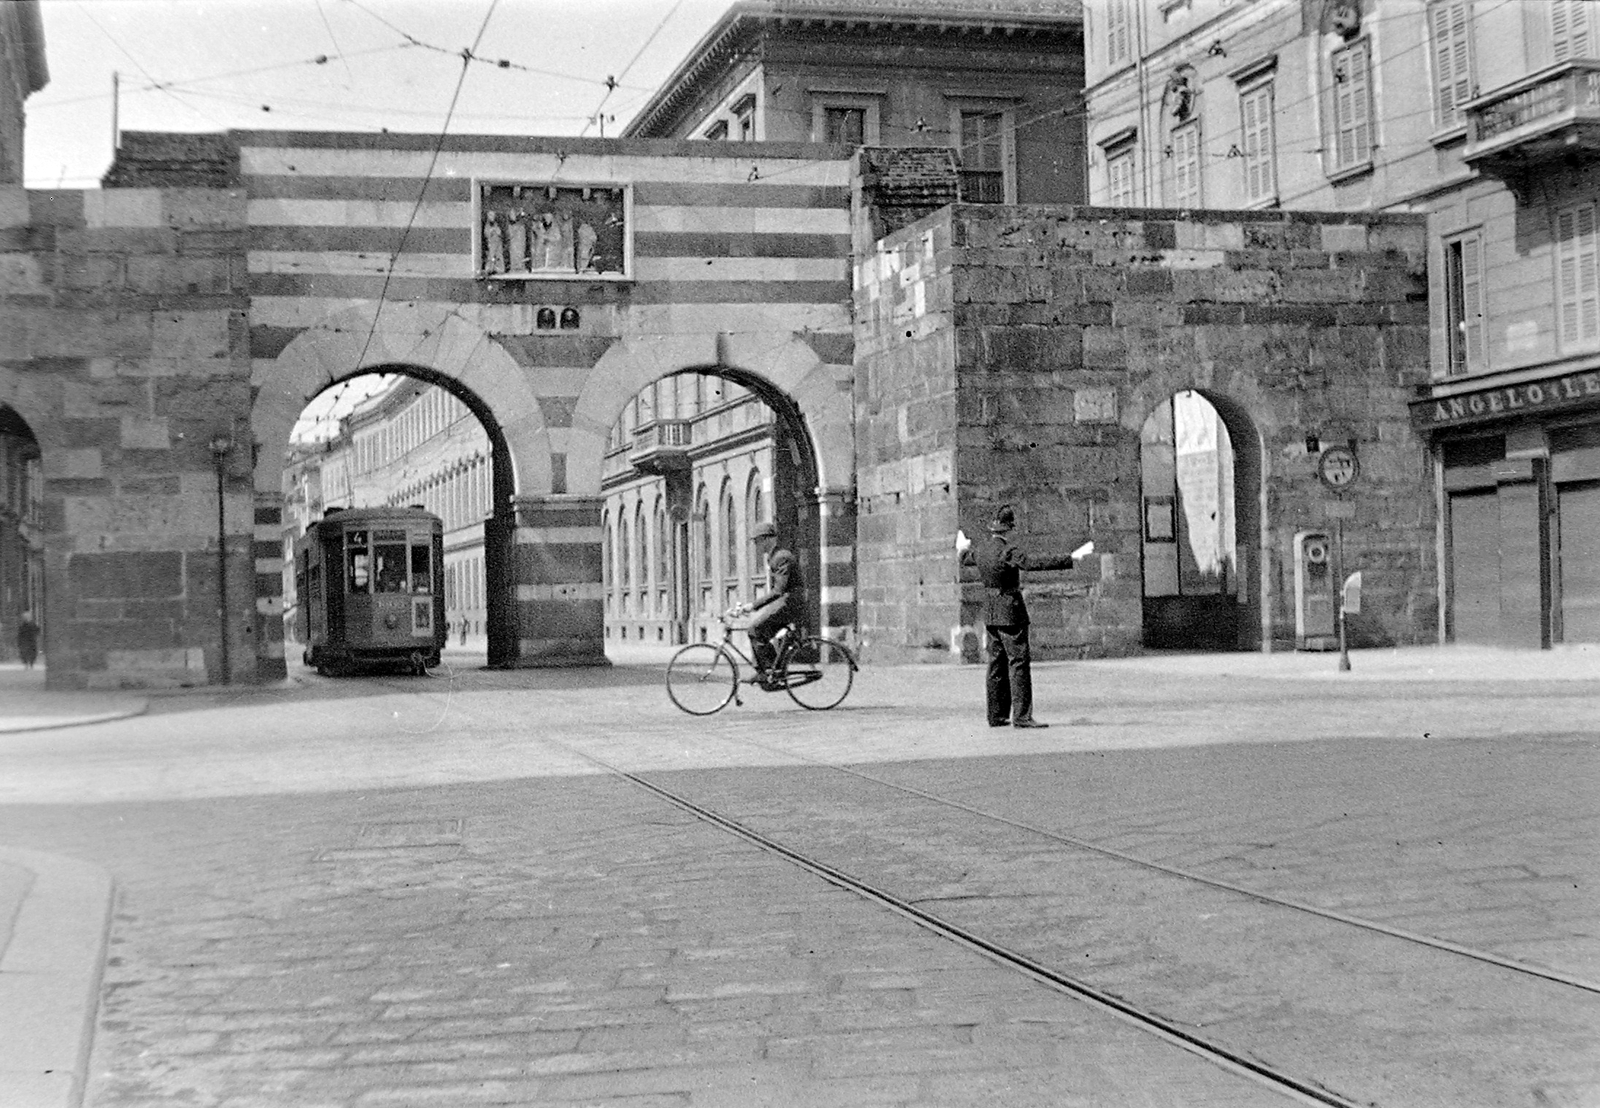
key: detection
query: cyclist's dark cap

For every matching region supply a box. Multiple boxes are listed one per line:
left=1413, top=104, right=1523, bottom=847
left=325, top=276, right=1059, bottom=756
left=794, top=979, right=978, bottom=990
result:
left=751, top=521, right=777, bottom=539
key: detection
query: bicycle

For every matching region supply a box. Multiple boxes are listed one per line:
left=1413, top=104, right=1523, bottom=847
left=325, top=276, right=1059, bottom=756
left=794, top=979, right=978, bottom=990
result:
left=666, top=609, right=858, bottom=715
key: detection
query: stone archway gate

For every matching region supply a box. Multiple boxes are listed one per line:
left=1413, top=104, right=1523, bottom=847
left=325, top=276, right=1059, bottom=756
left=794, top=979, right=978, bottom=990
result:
left=243, top=133, right=858, bottom=680
left=3, top=134, right=858, bottom=687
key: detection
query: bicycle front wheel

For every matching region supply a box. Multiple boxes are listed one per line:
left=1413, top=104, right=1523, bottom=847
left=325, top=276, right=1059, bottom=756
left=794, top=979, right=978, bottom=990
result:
left=666, top=643, right=738, bottom=715
left=783, top=636, right=856, bottom=710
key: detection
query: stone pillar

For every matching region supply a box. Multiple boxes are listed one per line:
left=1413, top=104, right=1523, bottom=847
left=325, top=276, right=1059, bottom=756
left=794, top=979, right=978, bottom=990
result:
left=510, top=494, right=608, bottom=666
left=815, top=486, right=856, bottom=643
left=253, top=492, right=288, bottom=681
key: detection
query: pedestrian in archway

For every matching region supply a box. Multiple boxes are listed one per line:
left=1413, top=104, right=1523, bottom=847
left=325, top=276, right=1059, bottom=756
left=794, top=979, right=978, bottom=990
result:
left=958, top=505, right=1087, bottom=728
left=16, top=612, right=39, bottom=669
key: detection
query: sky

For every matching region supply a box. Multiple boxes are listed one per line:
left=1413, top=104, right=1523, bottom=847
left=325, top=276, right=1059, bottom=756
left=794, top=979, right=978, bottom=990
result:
left=23, top=0, right=736, bottom=189
left=21, top=0, right=737, bottom=436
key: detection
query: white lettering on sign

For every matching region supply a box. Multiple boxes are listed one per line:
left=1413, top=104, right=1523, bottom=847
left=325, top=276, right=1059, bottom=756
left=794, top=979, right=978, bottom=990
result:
left=1423, top=370, right=1600, bottom=428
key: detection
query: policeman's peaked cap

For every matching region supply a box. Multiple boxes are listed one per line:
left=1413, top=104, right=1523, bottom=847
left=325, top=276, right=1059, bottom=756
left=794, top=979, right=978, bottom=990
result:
left=988, top=505, right=1016, bottom=533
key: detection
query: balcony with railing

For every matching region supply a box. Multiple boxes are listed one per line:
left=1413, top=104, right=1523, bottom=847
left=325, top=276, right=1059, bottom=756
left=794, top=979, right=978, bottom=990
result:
left=629, top=419, right=693, bottom=475
left=1463, top=60, right=1600, bottom=179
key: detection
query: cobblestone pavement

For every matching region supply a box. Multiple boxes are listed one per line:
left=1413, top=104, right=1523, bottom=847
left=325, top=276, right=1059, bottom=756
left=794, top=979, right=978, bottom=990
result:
left=0, top=649, right=1595, bottom=1106
left=4, top=779, right=1296, bottom=1107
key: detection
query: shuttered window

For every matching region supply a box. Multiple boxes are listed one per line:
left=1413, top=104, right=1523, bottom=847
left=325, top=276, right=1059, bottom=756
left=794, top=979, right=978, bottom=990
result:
left=1107, top=147, right=1136, bottom=206
left=1445, top=231, right=1485, bottom=375
left=1332, top=39, right=1374, bottom=170
left=958, top=110, right=1008, bottom=204
left=1430, top=1, right=1474, bottom=127
left=1240, top=82, right=1276, bottom=203
left=1108, top=0, right=1132, bottom=66
left=1557, top=202, right=1600, bottom=350
left=1170, top=121, right=1202, bottom=208
left=1552, top=1, right=1596, bottom=62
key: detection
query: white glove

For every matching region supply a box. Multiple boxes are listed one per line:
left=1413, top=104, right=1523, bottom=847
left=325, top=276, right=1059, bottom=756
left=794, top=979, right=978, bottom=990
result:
left=1072, top=540, right=1095, bottom=560
left=955, top=529, right=972, bottom=554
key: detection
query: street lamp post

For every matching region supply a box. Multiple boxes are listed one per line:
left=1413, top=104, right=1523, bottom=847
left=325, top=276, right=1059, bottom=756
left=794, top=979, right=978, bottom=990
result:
left=209, top=433, right=232, bottom=685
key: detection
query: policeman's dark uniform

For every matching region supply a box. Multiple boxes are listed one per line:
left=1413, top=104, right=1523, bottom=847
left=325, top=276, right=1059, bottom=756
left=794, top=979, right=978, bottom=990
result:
left=748, top=522, right=803, bottom=677
left=962, top=505, right=1075, bottom=728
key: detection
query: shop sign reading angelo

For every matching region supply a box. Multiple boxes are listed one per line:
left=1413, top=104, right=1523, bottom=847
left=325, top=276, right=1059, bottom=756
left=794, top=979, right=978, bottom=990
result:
left=1413, top=368, right=1600, bottom=429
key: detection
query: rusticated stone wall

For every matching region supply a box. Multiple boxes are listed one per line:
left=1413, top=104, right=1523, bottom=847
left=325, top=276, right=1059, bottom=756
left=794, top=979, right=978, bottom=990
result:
left=0, top=184, right=255, bottom=688
left=855, top=203, right=1435, bottom=662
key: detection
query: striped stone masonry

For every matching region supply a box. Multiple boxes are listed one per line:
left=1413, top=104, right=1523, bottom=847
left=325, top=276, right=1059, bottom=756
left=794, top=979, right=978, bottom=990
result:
left=511, top=496, right=607, bottom=667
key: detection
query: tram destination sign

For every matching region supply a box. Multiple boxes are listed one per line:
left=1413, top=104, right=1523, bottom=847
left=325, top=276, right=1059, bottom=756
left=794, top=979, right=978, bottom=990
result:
left=1411, top=367, right=1600, bottom=430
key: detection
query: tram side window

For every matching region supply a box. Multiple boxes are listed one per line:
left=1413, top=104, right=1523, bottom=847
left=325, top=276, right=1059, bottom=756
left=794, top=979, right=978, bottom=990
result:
left=374, top=543, right=409, bottom=593
left=410, top=543, right=432, bottom=593
left=346, top=530, right=370, bottom=593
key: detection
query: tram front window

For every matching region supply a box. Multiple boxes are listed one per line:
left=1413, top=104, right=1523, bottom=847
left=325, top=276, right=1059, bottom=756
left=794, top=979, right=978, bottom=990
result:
left=410, top=544, right=431, bottom=593
left=346, top=530, right=370, bottom=593
left=373, top=543, right=409, bottom=593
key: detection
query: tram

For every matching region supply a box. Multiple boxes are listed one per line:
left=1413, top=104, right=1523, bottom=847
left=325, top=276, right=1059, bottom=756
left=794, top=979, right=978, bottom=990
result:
left=294, top=506, right=446, bottom=676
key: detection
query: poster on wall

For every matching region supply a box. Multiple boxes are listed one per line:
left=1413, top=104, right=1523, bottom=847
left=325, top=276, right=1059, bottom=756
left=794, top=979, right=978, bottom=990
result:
left=474, top=182, right=630, bottom=279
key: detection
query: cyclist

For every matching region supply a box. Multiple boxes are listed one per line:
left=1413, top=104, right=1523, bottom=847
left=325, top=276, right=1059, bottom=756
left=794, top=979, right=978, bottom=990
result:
left=735, top=520, right=803, bottom=688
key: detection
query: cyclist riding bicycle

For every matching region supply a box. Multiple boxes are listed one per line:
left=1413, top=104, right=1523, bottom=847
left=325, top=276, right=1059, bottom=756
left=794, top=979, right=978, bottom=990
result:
left=733, top=520, right=803, bottom=689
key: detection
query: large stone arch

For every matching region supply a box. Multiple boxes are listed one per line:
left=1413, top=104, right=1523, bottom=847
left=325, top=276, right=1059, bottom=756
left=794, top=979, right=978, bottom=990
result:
left=557, top=330, right=858, bottom=641
left=251, top=302, right=550, bottom=498
left=567, top=331, right=851, bottom=496
left=249, top=302, right=554, bottom=676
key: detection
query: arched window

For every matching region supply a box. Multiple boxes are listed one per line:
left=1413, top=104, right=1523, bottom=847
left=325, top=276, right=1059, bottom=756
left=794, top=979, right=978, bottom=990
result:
left=619, top=509, right=631, bottom=613
left=721, top=480, right=738, bottom=607
left=696, top=485, right=711, bottom=585
left=745, top=469, right=765, bottom=589
left=745, top=469, right=765, bottom=534
left=634, top=502, right=648, bottom=615
left=601, top=511, right=613, bottom=614
left=654, top=498, right=669, bottom=604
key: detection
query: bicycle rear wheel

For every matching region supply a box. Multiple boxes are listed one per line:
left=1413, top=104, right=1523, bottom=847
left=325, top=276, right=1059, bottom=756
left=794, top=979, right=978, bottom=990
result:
left=666, top=644, right=738, bottom=715
left=783, top=636, right=856, bottom=710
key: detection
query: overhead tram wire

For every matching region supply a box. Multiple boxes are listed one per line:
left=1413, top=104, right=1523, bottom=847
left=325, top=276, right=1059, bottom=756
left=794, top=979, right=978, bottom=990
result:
left=350, top=0, right=502, bottom=382
left=72, top=0, right=229, bottom=131
left=341, top=0, right=655, bottom=92
left=578, top=0, right=688, bottom=140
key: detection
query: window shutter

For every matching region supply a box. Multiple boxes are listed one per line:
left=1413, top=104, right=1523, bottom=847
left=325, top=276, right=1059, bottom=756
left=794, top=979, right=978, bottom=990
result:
left=1432, top=2, right=1473, bottom=125
left=1579, top=204, right=1600, bottom=345
left=1460, top=234, right=1483, bottom=369
left=1241, top=84, right=1274, bottom=201
left=1552, top=2, right=1593, bottom=62
left=1109, top=0, right=1130, bottom=64
left=1557, top=204, right=1600, bottom=348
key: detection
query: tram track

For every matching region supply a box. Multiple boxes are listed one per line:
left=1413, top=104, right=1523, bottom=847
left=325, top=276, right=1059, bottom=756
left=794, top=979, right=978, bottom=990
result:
left=523, top=724, right=1600, bottom=1108
left=346, top=670, right=1600, bottom=1104
left=703, top=730, right=1600, bottom=997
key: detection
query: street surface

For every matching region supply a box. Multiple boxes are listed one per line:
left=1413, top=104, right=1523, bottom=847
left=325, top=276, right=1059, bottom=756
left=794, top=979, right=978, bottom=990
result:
left=0, top=646, right=1597, bottom=1106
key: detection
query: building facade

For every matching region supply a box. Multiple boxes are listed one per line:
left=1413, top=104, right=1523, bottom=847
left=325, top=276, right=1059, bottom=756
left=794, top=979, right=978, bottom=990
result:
left=600, top=0, right=1091, bottom=651
left=600, top=376, right=778, bottom=649
left=625, top=0, right=1087, bottom=207
left=1082, top=0, right=1600, bottom=649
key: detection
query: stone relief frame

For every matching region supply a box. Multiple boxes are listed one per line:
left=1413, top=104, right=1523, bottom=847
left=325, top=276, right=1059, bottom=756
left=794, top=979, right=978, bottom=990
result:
left=473, top=181, right=633, bottom=280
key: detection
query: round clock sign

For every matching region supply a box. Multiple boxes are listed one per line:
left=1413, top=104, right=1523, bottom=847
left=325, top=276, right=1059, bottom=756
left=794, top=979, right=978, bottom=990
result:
left=1317, top=445, right=1360, bottom=490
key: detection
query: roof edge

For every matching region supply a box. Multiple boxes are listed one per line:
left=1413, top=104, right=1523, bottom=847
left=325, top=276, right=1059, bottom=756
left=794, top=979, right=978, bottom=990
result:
left=621, top=0, right=1082, bottom=139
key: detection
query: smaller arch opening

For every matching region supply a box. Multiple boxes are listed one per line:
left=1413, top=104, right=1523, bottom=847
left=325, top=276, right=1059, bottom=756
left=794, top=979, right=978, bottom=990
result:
left=1139, top=388, right=1261, bottom=651
left=0, top=405, right=44, bottom=672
